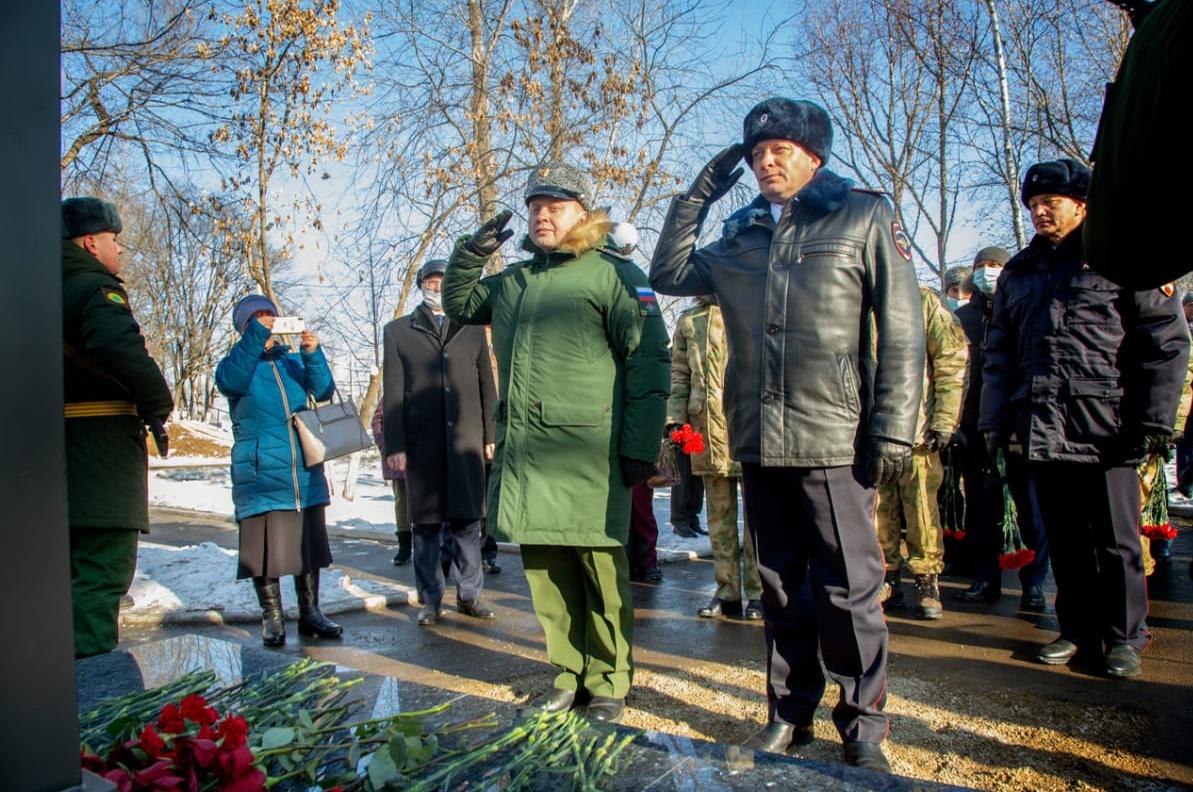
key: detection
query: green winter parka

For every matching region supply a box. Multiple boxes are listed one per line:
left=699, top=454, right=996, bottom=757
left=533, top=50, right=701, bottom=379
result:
left=62, top=240, right=173, bottom=531
left=443, top=212, right=671, bottom=547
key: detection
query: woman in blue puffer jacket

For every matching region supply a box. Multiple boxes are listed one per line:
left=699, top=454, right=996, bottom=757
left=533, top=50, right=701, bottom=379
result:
left=216, top=294, right=342, bottom=647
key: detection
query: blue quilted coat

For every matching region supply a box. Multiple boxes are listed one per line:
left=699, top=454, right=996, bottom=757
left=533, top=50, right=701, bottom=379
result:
left=215, top=318, right=336, bottom=521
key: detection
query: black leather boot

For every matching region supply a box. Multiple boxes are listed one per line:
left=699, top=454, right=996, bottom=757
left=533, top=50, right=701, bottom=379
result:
left=294, top=572, right=343, bottom=639
left=252, top=577, right=285, bottom=647
left=393, top=530, right=412, bottom=566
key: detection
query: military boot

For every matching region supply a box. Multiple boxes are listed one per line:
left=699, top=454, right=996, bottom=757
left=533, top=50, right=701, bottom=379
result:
left=252, top=577, right=285, bottom=647
left=914, top=574, right=943, bottom=620
left=881, top=570, right=904, bottom=610
left=393, top=530, right=412, bottom=566
left=294, top=572, right=343, bottom=639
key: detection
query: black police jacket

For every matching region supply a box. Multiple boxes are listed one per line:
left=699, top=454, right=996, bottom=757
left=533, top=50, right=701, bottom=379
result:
left=978, top=226, right=1189, bottom=464
left=649, top=168, right=924, bottom=467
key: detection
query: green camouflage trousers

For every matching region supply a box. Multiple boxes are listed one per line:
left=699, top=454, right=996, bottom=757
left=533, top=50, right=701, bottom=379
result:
left=703, top=475, right=762, bottom=601
left=876, top=448, right=945, bottom=575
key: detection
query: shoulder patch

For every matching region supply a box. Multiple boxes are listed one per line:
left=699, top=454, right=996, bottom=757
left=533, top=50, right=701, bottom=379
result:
left=890, top=222, right=913, bottom=262
left=635, top=286, right=662, bottom=316
left=1161, top=282, right=1175, bottom=297
left=101, top=287, right=130, bottom=308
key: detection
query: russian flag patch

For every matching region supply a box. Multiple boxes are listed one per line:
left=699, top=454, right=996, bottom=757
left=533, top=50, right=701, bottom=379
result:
left=635, top=286, right=661, bottom=316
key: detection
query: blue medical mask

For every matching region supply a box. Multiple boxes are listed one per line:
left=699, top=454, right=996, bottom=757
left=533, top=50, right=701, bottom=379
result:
left=946, top=297, right=968, bottom=311
left=973, top=266, right=1002, bottom=295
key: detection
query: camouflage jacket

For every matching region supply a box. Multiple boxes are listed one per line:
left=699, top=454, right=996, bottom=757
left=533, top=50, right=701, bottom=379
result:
left=916, top=287, right=968, bottom=446
left=665, top=302, right=739, bottom=477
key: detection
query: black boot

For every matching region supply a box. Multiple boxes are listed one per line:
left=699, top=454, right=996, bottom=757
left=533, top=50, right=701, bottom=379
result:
left=252, top=577, right=286, bottom=647
left=294, top=572, right=343, bottom=639
left=393, top=530, right=412, bottom=566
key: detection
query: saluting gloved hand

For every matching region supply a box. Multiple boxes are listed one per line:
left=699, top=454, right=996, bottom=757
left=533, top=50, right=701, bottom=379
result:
left=861, top=438, right=912, bottom=487
left=620, top=456, right=656, bottom=488
left=685, top=144, right=746, bottom=205
left=465, top=209, right=515, bottom=257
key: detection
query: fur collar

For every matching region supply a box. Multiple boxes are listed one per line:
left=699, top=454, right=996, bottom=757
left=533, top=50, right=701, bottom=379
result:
left=521, top=210, right=614, bottom=259
left=723, top=169, right=854, bottom=239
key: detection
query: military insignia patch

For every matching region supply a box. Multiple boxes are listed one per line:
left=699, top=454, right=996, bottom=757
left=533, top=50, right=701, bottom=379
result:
left=101, top=287, right=129, bottom=307
left=891, top=222, right=913, bottom=262
left=1161, top=282, right=1175, bottom=297
left=635, top=286, right=661, bottom=316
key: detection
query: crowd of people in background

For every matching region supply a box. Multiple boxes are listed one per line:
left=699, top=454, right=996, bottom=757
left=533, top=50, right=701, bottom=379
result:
left=60, top=86, right=1190, bottom=777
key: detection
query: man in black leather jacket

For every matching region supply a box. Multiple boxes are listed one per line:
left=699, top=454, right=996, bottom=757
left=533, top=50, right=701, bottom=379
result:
left=650, top=98, right=924, bottom=773
left=980, top=158, right=1188, bottom=678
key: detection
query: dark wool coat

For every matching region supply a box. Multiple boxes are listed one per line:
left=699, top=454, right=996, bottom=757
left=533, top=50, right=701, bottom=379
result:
left=955, top=289, right=992, bottom=434
left=382, top=305, right=496, bottom=524
left=979, top=227, right=1189, bottom=464
left=215, top=318, right=336, bottom=521
left=63, top=241, right=173, bottom=531
left=442, top=212, right=671, bottom=546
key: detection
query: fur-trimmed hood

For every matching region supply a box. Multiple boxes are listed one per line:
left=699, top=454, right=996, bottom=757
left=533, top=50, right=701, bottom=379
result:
left=520, top=210, right=616, bottom=260
left=722, top=168, right=854, bottom=239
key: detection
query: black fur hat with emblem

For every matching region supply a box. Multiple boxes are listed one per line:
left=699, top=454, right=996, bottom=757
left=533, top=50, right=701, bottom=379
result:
left=62, top=196, right=123, bottom=239
left=1020, top=158, right=1091, bottom=207
left=742, top=98, right=833, bottom=166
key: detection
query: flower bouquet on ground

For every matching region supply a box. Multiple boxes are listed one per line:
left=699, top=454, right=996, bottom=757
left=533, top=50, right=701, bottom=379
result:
left=1140, top=454, right=1178, bottom=541
left=995, top=450, right=1036, bottom=570
left=939, top=461, right=966, bottom=541
left=647, top=423, right=706, bottom=488
left=79, top=659, right=635, bottom=792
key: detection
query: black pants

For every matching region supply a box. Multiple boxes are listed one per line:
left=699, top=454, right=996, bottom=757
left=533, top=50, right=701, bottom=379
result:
left=413, top=520, right=484, bottom=606
left=1029, top=463, right=1147, bottom=650
left=741, top=464, right=888, bottom=744
left=670, top=452, right=704, bottom=529
left=962, top=449, right=1050, bottom=589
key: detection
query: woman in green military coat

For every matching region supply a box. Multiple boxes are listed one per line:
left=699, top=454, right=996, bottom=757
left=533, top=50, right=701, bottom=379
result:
left=443, top=163, right=670, bottom=722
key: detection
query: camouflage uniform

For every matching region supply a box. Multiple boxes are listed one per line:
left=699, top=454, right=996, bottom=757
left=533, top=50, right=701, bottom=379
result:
left=666, top=301, right=762, bottom=603
left=876, top=288, right=967, bottom=614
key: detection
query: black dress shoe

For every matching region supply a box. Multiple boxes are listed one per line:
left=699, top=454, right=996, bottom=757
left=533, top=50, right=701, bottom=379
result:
left=1020, top=584, right=1046, bottom=610
left=1036, top=638, right=1079, bottom=665
left=843, top=741, right=891, bottom=773
left=457, top=599, right=497, bottom=619
left=1104, top=644, right=1142, bottom=678
left=743, top=721, right=814, bottom=753
left=416, top=604, right=442, bottom=626
left=673, top=525, right=698, bottom=538
left=744, top=600, right=764, bottom=620
left=535, top=688, right=577, bottom=713
left=698, top=597, right=742, bottom=618
left=953, top=580, right=1002, bottom=603
left=691, top=524, right=708, bottom=535
left=584, top=696, right=624, bottom=723
left=482, top=559, right=502, bottom=574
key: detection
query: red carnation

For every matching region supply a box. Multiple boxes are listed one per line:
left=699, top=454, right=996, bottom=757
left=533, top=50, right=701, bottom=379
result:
left=217, top=714, right=250, bottom=748
left=179, top=694, right=218, bottom=727
left=138, top=725, right=166, bottom=760
left=81, top=750, right=108, bottom=774
left=669, top=424, right=706, bottom=455
left=220, top=767, right=267, bottom=792
left=157, top=704, right=186, bottom=735
left=953, top=530, right=967, bottom=541
left=1142, top=523, right=1178, bottom=541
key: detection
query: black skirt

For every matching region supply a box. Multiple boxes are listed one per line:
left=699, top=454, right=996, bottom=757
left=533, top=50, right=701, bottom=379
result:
left=236, top=506, right=333, bottom=579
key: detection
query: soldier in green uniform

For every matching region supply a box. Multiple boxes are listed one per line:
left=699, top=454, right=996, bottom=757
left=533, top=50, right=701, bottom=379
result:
left=875, top=287, right=967, bottom=619
left=666, top=296, right=763, bottom=619
left=443, top=163, right=670, bottom=723
left=61, top=197, right=173, bottom=657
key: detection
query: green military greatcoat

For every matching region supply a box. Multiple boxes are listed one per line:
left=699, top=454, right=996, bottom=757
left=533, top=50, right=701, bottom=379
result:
left=443, top=214, right=671, bottom=547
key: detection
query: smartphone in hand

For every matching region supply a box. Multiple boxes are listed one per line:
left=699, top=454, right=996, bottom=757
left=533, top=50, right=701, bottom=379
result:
left=271, top=316, right=305, bottom=335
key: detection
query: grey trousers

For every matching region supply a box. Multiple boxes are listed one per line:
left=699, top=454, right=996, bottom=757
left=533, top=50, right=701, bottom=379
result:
left=741, top=463, right=889, bottom=744
left=412, top=520, right=484, bottom=606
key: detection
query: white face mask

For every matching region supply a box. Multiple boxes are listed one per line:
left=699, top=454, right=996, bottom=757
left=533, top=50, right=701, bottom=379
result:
left=973, top=266, right=1002, bottom=295
left=421, top=289, right=442, bottom=311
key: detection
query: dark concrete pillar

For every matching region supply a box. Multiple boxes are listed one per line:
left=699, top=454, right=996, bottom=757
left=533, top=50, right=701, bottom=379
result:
left=0, top=4, right=85, bottom=790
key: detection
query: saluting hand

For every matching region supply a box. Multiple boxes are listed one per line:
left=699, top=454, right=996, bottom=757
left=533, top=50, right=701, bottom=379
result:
left=465, top=209, right=515, bottom=257
left=685, top=143, right=746, bottom=205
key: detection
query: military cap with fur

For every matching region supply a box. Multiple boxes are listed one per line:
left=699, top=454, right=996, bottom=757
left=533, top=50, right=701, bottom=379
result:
left=944, top=266, right=972, bottom=290
left=1020, top=158, right=1092, bottom=207
left=742, top=98, right=833, bottom=166
left=417, top=258, right=448, bottom=286
left=62, top=196, right=123, bottom=239
left=972, top=246, right=1011, bottom=267
left=524, top=162, right=592, bottom=209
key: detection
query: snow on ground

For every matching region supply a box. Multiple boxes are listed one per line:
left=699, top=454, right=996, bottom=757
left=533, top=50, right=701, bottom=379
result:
left=124, top=541, right=414, bottom=626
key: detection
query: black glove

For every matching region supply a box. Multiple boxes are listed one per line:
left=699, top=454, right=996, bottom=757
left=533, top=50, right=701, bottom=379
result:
left=982, top=430, right=1004, bottom=462
left=924, top=430, right=954, bottom=453
left=145, top=415, right=169, bottom=458
left=620, top=456, right=656, bottom=488
left=464, top=209, right=514, bottom=257
left=861, top=438, right=912, bottom=487
left=1129, top=430, right=1175, bottom=460
left=684, top=144, right=746, bottom=205
left=948, top=428, right=969, bottom=450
